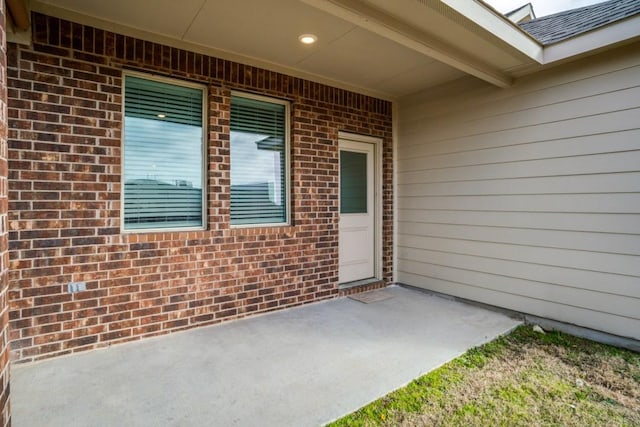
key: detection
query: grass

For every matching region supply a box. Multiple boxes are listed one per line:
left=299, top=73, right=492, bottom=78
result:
left=328, top=325, right=640, bottom=426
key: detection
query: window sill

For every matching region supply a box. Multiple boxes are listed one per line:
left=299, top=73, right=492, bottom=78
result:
left=121, top=226, right=207, bottom=235
left=229, top=224, right=296, bottom=237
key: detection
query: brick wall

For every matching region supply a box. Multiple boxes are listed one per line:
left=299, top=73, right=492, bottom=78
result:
left=7, top=13, right=394, bottom=362
left=0, top=1, right=10, bottom=424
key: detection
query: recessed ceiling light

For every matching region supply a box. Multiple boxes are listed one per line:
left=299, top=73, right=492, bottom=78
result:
left=157, top=114, right=166, bottom=118
left=298, top=34, right=317, bottom=45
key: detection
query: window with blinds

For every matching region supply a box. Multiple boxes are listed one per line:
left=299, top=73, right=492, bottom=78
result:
left=123, top=74, right=205, bottom=231
left=230, top=94, right=289, bottom=226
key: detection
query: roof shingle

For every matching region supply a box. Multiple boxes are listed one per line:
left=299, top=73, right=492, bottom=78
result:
left=519, top=0, right=640, bottom=45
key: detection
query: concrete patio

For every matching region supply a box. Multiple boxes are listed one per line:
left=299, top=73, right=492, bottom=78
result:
left=13, top=286, right=521, bottom=426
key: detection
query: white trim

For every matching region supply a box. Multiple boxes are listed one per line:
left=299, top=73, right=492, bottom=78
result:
left=505, top=4, right=535, bottom=24
left=229, top=91, right=291, bottom=229
left=120, top=70, right=208, bottom=234
left=392, top=102, right=398, bottom=284
left=29, top=0, right=394, bottom=101
left=543, top=14, right=640, bottom=64
left=338, top=132, right=383, bottom=281
left=6, top=27, right=32, bottom=45
left=441, top=0, right=543, bottom=62
left=338, top=132, right=381, bottom=145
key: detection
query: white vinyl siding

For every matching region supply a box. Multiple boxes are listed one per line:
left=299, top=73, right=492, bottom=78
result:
left=123, top=73, right=206, bottom=231
left=397, top=43, right=640, bottom=340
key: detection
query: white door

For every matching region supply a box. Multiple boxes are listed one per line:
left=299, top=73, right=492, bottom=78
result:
left=339, top=139, right=375, bottom=284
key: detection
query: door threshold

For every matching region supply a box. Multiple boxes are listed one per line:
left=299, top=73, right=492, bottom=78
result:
left=338, top=277, right=383, bottom=290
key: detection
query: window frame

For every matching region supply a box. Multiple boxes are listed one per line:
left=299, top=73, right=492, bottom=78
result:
left=229, top=91, right=291, bottom=228
left=120, top=70, right=208, bottom=234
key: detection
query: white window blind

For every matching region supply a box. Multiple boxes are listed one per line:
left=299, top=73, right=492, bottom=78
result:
left=123, top=75, right=205, bottom=230
left=230, top=95, right=288, bottom=225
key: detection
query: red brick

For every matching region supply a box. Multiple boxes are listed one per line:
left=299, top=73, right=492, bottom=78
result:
left=7, top=12, right=394, bottom=364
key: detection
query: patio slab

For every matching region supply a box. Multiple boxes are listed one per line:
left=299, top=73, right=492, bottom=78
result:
left=13, top=286, right=521, bottom=427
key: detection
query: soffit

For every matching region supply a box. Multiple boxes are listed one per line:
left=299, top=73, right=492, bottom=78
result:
left=360, top=0, right=532, bottom=70
left=32, top=0, right=534, bottom=99
left=35, top=0, right=208, bottom=39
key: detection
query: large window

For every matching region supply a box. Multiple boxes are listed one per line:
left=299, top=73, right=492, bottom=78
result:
left=123, top=74, right=205, bottom=231
left=230, top=93, right=289, bottom=226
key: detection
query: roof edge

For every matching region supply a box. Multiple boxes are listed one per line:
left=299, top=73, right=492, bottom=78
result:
left=543, top=13, right=640, bottom=64
left=441, top=0, right=543, bottom=63
left=505, top=3, right=536, bottom=24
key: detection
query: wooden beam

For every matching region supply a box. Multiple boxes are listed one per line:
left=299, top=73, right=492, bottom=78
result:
left=7, top=0, right=30, bottom=31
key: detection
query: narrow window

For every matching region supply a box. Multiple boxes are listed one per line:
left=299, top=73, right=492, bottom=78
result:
left=230, top=94, right=289, bottom=226
left=340, top=150, right=368, bottom=213
left=123, top=74, right=205, bottom=231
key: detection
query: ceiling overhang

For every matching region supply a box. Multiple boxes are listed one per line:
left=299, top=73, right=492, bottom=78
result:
left=299, top=0, right=540, bottom=88
left=6, top=0, right=640, bottom=100
left=28, top=0, right=398, bottom=100
left=24, top=0, right=549, bottom=99
left=25, top=0, right=640, bottom=100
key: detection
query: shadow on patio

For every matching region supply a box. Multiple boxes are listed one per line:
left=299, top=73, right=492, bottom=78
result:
left=13, top=286, right=521, bottom=426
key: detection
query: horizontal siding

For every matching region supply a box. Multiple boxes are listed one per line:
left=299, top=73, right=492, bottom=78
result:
left=402, top=108, right=639, bottom=155
left=399, top=234, right=639, bottom=276
left=400, top=136, right=640, bottom=182
left=398, top=130, right=640, bottom=170
left=398, top=210, right=640, bottom=234
left=402, top=87, right=640, bottom=145
left=400, top=194, right=640, bottom=213
left=398, top=247, right=640, bottom=299
left=397, top=43, right=640, bottom=340
left=397, top=272, right=640, bottom=340
left=400, top=47, right=640, bottom=124
left=399, top=172, right=640, bottom=196
left=398, top=222, right=640, bottom=255
left=398, top=260, right=638, bottom=319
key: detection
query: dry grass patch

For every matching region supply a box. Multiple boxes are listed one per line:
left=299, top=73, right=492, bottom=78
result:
left=329, top=326, right=640, bottom=427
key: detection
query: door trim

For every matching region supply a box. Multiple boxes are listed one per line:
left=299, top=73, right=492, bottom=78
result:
left=338, top=131, right=383, bottom=282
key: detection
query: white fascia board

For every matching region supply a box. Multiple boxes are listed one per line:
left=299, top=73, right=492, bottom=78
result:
left=440, top=0, right=543, bottom=63
left=543, top=14, right=640, bottom=64
left=507, top=5, right=535, bottom=24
